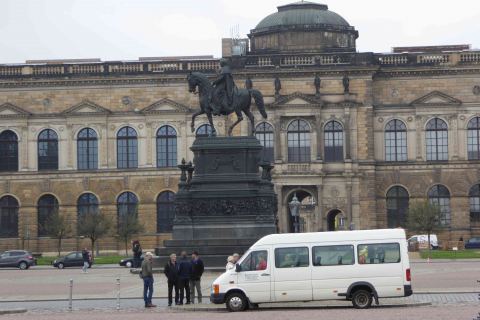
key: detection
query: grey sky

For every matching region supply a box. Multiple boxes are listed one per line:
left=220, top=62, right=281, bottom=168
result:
left=1, top=0, right=479, bottom=64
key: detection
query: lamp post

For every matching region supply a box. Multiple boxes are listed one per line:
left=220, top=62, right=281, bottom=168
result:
left=289, top=193, right=301, bottom=233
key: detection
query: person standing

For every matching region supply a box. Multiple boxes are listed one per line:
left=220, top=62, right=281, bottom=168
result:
left=232, top=253, right=240, bottom=264
left=132, top=240, right=142, bottom=269
left=141, top=252, right=156, bottom=308
left=81, top=248, right=90, bottom=273
left=190, top=251, right=204, bottom=304
left=164, top=253, right=179, bottom=306
left=177, top=251, right=192, bottom=305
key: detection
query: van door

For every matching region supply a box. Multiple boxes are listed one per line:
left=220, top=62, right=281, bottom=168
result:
left=236, top=249, right=271, bottom=303
left=273, top=246, right=312, bottom=302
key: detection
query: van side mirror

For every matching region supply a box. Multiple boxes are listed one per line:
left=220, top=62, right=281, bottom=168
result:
left=235, top=263, right=241, bottom=272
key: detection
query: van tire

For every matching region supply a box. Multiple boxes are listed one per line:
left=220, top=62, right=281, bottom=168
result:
left=352, top=290, right=373, bottom=309
left=226, top=292, right=247, bottom=312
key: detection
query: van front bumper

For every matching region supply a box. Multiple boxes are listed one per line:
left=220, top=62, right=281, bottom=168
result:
left=210, top=293, right=226, bottom=304
left=404, top=285, right=413, bottom=297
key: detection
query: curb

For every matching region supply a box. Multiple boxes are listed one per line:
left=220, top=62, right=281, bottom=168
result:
left=173, top=302, right=432, bottom=312
left=0, top=308, right=27, bottom=315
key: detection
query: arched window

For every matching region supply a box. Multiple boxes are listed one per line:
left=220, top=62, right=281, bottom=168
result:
left=117, top=192, right=138, bottom=222
left=157, top=191, right=175, bottom=233
left=157, top=125, right=177, bottom=168
left=38, top=129, right=58, bottom=170
left=255, top=122, right=274, bottom=163
left=0, top=130, right=18, bottom=172
left=385, top=119, right=407, bottom=162
left=287, top=119, right=311, bottom=163
left=324, top=120, right=344, bottom=162
left=386, top=186, right=409, bottom=228
left=469, top=185, right=480, bottom=223
left=77, top=193, right=99, bottom=218
left=77, top=128, right=98, bottom=170
left=0, top=195, right=19, bottom=238
left=37, top=194, right=59, bottom=236
left=467, top=117, right=480, bottom=160
left=117, top=127, right=137, bottom=169
left=427, top=185, right=451, bottom=226
left=426, top=118, right=448, bottom=161
left=196, top=124, right=213, bottom=138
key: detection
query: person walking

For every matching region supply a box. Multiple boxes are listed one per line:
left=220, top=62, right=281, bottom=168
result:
left=81, top=248, right=90, bottom=273
left=132, top=240, right=142, bottom=268
left=190, top=251, right=204, bottom=304
left=177, top=251, right=192, bottom=305
left=141, top=252, right=156, bottom=308
left=164, top=253, right=179, bottom=306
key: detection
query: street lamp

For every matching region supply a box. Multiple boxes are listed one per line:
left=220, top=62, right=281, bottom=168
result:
left=289, top=193, right=301, bottom=233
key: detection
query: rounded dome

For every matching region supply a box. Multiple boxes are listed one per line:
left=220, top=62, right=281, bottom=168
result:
left=256, top=2, right=350, bottom=30
left=248, top=1, right=358, bottom=54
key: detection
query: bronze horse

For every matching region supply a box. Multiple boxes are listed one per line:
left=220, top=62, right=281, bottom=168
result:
left=187, top=72, right=267, bottom=136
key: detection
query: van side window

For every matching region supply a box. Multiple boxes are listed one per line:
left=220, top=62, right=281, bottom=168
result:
left=275, top=247, right=309, bottom=268
left=358, top=243, right=400, bottom=264
left=239, top=250, right=268, bottom=271
left=312, top=245, right=354, bottom=266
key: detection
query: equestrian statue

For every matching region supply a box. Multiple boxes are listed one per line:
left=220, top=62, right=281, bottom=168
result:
left=187, top=58, right=267, bottom=136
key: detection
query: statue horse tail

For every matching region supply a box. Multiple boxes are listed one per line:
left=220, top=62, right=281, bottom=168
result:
left=249, top=89, right=267, bottom=119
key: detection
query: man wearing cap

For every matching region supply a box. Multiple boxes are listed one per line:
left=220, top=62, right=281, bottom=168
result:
left=141, top=252, right=156, bottom=308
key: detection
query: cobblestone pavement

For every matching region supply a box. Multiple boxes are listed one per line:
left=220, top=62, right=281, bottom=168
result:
left=0, top=305, right=479, bottom=320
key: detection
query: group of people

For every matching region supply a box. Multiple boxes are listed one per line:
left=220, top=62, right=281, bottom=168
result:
left=140, top=250, right=205, bottom=308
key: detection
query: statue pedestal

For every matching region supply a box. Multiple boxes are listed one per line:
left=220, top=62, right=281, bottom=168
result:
left=155, top=136, right=277, bottom=267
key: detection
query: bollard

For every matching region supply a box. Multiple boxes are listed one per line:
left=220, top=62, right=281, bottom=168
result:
left=116, top=277, right=121, bottom=310
left=68, top=279, right=73, bottom=311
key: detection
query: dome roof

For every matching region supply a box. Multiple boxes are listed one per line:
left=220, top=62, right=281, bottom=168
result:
left=255, top=1, right=351, bottom=30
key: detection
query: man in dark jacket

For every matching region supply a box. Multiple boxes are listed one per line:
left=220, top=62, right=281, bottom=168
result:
left=177, top=251, right=192, bottom=305
left=190, top=251, right=204, bottom=303
left=164, top=253, right=179, bottom=306
left=132, top=240, right=142, bottom=268
left=81, top=248, right=90, bottom=273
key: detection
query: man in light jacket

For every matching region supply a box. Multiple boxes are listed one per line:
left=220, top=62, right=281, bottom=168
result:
left=141, top=252, right=156, bottom=308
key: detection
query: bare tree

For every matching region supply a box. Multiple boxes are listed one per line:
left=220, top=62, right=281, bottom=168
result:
left=77, top=211, right=113, bottom=259
left=407, top=200, right=443, bottom=259
left=43, top=210, right=73, bottom=257
left=117, top=212, right=144, bottom=256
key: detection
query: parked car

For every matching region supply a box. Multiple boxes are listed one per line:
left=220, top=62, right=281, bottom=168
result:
left=119, top=254, right=144, bottom=268
left=53, top=251, right=92, bottom=269
left=0, top=250, right=36, bottom=270
left=407, top=234, right=439, bottom=250
left=465, top=237, right=480, bottom=249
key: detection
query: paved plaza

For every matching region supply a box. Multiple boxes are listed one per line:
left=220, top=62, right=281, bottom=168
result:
left=0, top=261, right=479, bottom=319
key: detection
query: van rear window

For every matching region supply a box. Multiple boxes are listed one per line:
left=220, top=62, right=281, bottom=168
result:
left=275, top=247, right=309, bottom=268
left=358, top=243, right=400, bottom=264
left=312, top=245, right=354, bottom=266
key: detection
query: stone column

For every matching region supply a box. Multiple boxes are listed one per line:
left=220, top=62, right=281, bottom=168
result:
left=316, top=184, right=323, bottom=231
left=274, top=116, right=282, bottom=162
left=139, top=203, right=157, bottom=234
left=21, top=126, right=28, bottom=171
left=415, top=115, right=423, bottom=161
left=346, top=182, right=353, bottom=229
left=65, top=124, right=73, bottom=170
left=344, top=108, right=351, bottom=160
left=146, top=123, right=153, bottom=167
left=451, top=115, right=459, bottom=160
left=315, top=115, right=323, bottom=160
left=101, top=124, right=108, bottom=168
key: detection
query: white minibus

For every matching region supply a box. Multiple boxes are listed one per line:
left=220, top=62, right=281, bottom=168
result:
left=210, top=229, right=412, bottom=311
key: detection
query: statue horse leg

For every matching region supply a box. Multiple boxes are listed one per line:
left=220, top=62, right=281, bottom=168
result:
left=243, top=108, right=256, bottom=136
left=191, top=109, right=205, bottom=133
left=206, top=112, right=217, bottom=136
left=228, top=110, right=243, bottom=136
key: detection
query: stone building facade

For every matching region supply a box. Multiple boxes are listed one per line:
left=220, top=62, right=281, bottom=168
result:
left=1, top=1, right=480, bottom=253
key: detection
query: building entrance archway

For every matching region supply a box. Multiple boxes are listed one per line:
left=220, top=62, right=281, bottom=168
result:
left=286, top=190, right=315, bottom=233
left=327, top=209, right=345, bottom=231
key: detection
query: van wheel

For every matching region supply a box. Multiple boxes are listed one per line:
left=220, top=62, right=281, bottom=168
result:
left=226, top=293, right=247, bottom=312
left=352, top=290, right=373, bottom=309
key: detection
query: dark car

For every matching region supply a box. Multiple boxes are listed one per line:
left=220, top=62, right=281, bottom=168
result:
left=0, top=250, right=36, bottom=270
left=465, top=237, right=480, bottom=249
left=119, top=255, right=144, bottom=268
left=53, top=251, right=92, bottom=269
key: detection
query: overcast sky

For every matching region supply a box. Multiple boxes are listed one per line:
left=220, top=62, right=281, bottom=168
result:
left=1, top=0, right=479, bottom=64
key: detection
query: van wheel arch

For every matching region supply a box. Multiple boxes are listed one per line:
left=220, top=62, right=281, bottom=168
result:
left=225, top=290, right=249, bottom=312
left=346, top=282, right=378, bottom=305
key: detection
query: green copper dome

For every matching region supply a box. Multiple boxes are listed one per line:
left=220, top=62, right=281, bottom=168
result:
left=255, top=1, right=351, bottom=30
